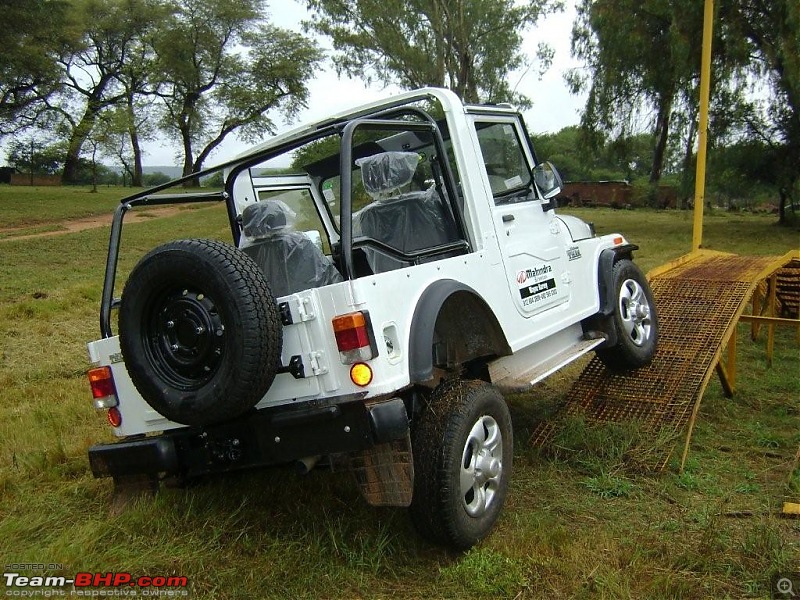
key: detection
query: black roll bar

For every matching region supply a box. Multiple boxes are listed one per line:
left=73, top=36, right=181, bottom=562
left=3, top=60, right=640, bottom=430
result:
left=99, top=91, right=471, bottom=337
left=99, top=191, right=228, bottom=339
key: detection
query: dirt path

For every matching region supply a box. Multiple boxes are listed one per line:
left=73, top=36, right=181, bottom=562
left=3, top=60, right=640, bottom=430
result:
left=0, top=205, right=211, bottom=242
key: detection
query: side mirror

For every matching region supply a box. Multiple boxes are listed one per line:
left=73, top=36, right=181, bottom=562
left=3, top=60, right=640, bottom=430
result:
left=533, top=161, right=563, bottom=200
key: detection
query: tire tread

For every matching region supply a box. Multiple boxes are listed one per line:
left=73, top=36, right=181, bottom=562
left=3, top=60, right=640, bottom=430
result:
left=410, top=378, right=512, bottom=549
left=119, top=238, right=281, bottom=426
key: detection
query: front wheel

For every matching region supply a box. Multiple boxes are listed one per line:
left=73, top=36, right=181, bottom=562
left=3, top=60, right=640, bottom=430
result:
left=596, top=258, right=658, bottom=371
left=410, top=379, right=513, bottom=549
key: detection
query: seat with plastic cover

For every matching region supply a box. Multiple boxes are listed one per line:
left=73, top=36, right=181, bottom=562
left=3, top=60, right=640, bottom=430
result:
left=353, top=151, right=460, bottom=273
left=240, top=200, right=343, bottom=297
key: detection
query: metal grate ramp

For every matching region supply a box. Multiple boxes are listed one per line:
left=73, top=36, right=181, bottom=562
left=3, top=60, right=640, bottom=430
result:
left=776, top=258, right=800, bottom=317
left=531, top=250, right=795, bottom=469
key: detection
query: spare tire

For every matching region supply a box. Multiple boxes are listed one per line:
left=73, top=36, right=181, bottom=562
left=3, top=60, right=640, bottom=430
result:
left=119, top=239, right=282, bottom=426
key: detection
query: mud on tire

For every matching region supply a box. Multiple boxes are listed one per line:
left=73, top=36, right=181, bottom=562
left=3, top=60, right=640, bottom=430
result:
left=119, top=239, right=281, bottom=426
left=410, top=379, right=513, bottom=549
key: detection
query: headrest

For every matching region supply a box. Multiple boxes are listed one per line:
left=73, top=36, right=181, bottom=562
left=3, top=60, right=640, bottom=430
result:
left=242, top=200, right=296, bottom=239
left=356, top=151, right=420, bottom=198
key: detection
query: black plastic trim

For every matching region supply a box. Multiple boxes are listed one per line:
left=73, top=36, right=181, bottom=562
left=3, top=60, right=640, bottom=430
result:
left=368, top=398, right=409, bottom=444
left=597, top=244, right=639, bottom=315
left=276, top=355, right=305, bottom=379
left=89, top=436, right=179, bottom=477
left=408, top=280, right=507, bottom=382
left=87, top=394, right=405, bottom=480
left=278, top=302, right=293, bottom=325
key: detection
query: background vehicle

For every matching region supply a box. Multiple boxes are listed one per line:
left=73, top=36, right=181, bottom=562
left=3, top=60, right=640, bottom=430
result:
left=86, top=88, right=658, bottom=549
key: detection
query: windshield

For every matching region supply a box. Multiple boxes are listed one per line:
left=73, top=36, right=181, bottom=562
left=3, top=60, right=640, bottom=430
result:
left=474, top=122, right=532, bottom=202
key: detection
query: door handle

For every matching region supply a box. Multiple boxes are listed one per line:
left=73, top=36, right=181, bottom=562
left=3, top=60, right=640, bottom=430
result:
left=502, top=214, right=515, bottom=223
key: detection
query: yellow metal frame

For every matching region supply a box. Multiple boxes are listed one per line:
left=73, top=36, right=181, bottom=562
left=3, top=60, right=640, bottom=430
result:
left=680, top=249, right=800, bottom=469
left=692, top=0, right=715, bottom=251
left=717, top=258, right=800, bottom=384
left=535, top=0, right=798, bottom=475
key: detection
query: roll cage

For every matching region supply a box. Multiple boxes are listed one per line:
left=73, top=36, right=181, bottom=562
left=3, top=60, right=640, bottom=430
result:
left=99, top=92, right=472, bottom=339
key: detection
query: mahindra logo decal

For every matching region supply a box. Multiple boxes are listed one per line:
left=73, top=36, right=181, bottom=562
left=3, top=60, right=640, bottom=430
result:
left=516, top=271, right=527, bottom=284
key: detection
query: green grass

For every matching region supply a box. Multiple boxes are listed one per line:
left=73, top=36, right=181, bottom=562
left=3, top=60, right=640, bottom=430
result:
left=0, top=194, right=797, bottom=599
left=0, top=185, right=133, bottom=228
left=0, top=185, right=217, bottom=229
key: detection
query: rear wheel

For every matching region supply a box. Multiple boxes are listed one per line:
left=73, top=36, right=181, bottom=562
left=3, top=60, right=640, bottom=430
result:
left=119, top=239, right=281, bottom=426
left=596, top=259, right=658, bottom=371
left=410, top=379, right=513, bottom=549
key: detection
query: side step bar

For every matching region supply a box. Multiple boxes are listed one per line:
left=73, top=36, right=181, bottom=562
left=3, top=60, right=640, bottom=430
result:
left=489, top=325, right=605, bottom=394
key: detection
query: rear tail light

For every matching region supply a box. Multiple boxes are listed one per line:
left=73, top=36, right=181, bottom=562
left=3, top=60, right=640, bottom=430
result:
left=332, top=311, right=377, bottom=364
left=88, top=366, right=118, bottom=409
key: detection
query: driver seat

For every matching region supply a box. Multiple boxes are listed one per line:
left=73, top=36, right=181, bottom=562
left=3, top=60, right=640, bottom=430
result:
left=353, top=152, right=460, bottom=273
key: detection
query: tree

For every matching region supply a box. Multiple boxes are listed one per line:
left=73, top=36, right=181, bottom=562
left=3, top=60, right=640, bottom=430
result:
left=92, top=105, right=151, bottom=187
left=569, top=0, right=710, bottom=184
left=533, top=126, right=655, bottom=182
left=532, top=126, right=590, bottom=181
left=154, top=0, right=323, bottom=182
left=6, top=137, right=65, bottom=177
left=112, top=4, right=165, bottom=187
left=724, top=0, right=800, bottom=224
left=55, top=0, right=165, bottom=184
left=570, top=0, right=798, bottom=222
left=304, top=0, right=562, bottom=106
left=0, top=0, right=72, bottom=134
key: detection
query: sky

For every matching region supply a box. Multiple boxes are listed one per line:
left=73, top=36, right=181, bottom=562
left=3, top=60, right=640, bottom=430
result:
left=143, top=1, right=587, bottom=166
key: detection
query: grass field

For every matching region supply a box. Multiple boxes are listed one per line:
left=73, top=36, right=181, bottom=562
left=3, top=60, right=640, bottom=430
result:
left=0, top=185, right=135, bottom=229
left=0, top=188, right=798, bottom=599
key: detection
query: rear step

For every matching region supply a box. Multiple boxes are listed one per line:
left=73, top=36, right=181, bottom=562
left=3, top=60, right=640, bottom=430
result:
left=489, top=331, right=605, bottom=394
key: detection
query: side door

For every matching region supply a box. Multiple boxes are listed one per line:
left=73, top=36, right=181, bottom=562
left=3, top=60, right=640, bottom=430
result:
left=471, top=116, right=570, bottom=317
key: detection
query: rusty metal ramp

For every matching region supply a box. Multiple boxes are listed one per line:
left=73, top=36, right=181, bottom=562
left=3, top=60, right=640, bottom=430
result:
left=531, top=249, right=798, bottom=470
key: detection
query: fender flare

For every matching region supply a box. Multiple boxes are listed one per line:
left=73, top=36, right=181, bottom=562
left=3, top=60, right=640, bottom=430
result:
left=408, top=279, right=509, bottom=383
left=597, top=244, right=639, bottom=315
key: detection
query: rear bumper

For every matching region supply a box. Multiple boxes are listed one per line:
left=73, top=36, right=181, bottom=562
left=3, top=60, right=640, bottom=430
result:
left=89, top=396, right=408, bottom=479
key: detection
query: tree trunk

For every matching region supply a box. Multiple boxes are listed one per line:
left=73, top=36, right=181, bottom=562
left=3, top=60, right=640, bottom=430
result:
left=177, top=95, right=202, bottom=187
left=679, top=112, right=697, bottom=209
left=181, top=135, right=194, bottom=181
left=649, top=92, right=674, bottom=186
left=90, top=142, right=98, bottom=193
left=131, top=138, right=143, bottom=187
left=180, top=123, right=201, bottom=187
left=62, top=76, right=115, bottom=184
left=777, top=173, right=797, bottom=226
left=126, top=96, right=143, bottom=187
left=62, top=116, right=94, bottom=184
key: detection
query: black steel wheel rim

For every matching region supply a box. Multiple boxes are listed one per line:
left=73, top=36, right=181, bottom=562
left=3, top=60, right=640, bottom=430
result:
left=144, top=286, right=227, bottom=390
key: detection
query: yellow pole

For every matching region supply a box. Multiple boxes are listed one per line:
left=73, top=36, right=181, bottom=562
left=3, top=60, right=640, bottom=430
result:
left=727, top=324, right=736, bottom=391
left=692, top=0, right=714, bottom=251
left=767, top=273, right=777, bottom=366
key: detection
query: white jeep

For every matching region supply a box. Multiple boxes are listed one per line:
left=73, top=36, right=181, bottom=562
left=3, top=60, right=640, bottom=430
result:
left=86, top=88, right=658, bottom=549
